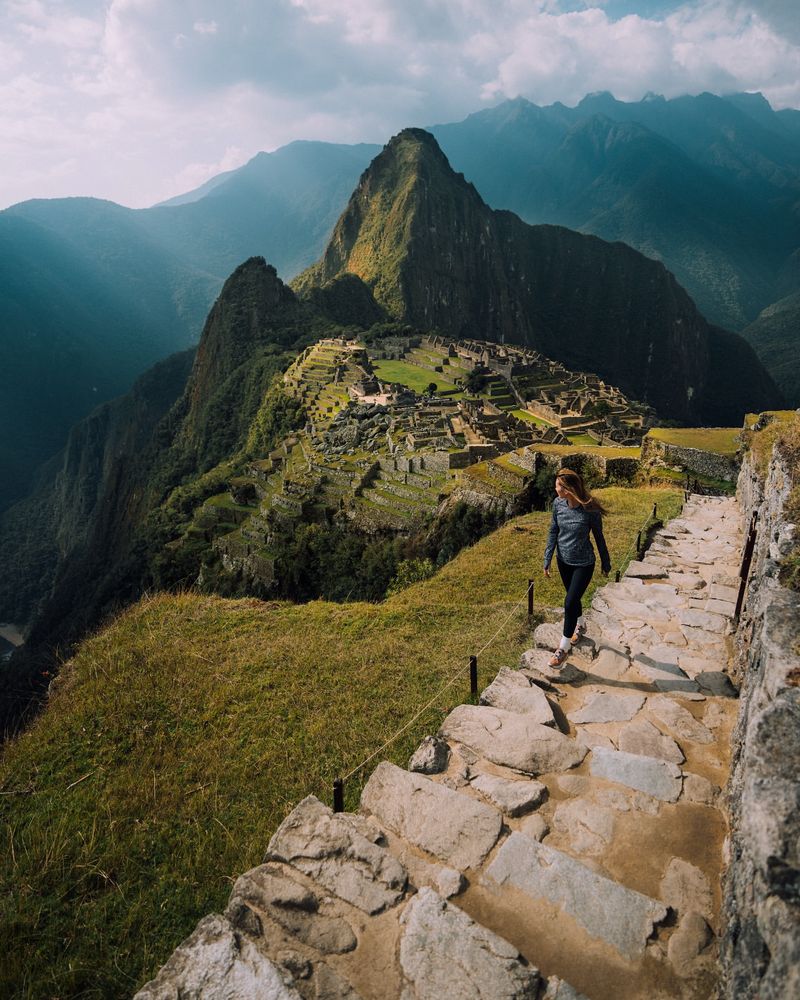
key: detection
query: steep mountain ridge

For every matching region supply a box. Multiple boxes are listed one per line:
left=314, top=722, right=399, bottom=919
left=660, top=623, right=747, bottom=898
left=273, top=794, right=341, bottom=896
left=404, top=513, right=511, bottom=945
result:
left=431, top=95, right=800, bottom=337
left=296, top=128, right=778, bottom=425
left=0, top=260, right=314, bottom=730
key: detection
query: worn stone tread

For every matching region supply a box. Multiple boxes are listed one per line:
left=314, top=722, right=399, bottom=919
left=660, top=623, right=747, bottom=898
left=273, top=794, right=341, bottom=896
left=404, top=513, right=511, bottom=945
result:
left=484, top=833, right=668, bottom=960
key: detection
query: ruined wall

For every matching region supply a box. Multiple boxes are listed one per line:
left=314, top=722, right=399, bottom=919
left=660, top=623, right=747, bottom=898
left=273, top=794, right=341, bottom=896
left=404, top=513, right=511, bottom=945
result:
left=721, top=449, right=800, bottom=999
left=642, top=437, right=739, bottom=482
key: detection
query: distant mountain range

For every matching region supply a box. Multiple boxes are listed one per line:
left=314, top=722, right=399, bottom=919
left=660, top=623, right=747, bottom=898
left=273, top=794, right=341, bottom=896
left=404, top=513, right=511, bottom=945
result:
left=0, top=142, right=377, bottom=508
left=296, top=128, right=776, bottom=426
left=2, top=91, right=797, bottom=508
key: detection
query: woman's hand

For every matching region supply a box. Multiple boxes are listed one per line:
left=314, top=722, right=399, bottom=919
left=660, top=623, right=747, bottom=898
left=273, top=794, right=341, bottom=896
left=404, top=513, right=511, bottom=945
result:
left=543, top=567, right=551, bottom=578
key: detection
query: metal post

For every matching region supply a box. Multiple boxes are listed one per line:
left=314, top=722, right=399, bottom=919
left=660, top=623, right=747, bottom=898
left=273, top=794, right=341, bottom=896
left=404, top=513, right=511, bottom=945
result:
left=333, top=778, right=344, bottom=813
left=735, top=516, right=759, bottom=621
left=615, top=570, right=620, bottom=583
left=527, top=579, right=534, bottom=617
left=470, top=656, right=478, bottom=697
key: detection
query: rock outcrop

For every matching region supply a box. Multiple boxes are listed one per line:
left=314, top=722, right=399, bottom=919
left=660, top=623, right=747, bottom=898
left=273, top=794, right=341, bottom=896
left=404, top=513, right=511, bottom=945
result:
left=720, top=445, right=800, bottom=999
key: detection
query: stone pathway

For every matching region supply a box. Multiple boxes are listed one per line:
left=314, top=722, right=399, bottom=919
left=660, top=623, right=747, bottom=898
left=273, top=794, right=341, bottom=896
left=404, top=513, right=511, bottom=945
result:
left=136, top=496, right=742, bottom=1000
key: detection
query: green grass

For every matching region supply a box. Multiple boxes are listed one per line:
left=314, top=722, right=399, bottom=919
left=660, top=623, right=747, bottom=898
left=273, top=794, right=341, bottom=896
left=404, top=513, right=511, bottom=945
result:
left=647, top=426, right=741, bottom=457
left=0, top=486, right=680, bottom=998
left=511, top=409, right=553, bottom=427
left=566, top=433, right=599, bottom=446
left=372, top=360, right=459, bottom=396
left=530, top=443, right=641, bottom=460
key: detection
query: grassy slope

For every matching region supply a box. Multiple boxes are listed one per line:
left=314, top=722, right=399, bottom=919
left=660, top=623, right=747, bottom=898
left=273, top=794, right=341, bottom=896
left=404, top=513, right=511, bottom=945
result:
left=0, top=486, right=680, bottom=998
left=647, top=426, right=741, bottom=456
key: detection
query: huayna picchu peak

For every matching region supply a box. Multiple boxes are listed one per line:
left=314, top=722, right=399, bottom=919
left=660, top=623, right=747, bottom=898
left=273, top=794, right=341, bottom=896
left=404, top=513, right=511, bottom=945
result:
left=295, top=128, right=779, bottom=426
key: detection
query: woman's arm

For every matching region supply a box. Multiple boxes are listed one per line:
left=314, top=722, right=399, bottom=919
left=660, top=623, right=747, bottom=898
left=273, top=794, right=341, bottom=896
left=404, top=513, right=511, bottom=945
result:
left=543, top=501, right=559, bottom=573
left=591, top=511, right=612, bottom=574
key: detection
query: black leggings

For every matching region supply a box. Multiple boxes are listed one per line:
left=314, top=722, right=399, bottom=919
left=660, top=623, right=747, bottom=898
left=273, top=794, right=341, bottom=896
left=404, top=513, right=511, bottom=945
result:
left=557, top=558, right=595, bottom=640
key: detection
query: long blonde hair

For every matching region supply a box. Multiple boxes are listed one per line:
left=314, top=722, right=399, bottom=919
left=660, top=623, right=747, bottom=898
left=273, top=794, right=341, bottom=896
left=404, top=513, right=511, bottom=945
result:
left=555, top=468, right=608, bottom=515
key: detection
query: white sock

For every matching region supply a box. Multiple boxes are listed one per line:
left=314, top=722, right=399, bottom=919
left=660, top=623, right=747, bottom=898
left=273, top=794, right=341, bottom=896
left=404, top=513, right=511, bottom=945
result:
left=559, top=635, right=571, bottom=651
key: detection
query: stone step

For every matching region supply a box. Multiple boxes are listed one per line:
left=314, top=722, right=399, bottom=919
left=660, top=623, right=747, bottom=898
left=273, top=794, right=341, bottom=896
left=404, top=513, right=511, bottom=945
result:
left=484, top=832, right=668, bottom=961
left=439, top=704, right=587, bottom=774
left=360, top=762, right=502, bottom=870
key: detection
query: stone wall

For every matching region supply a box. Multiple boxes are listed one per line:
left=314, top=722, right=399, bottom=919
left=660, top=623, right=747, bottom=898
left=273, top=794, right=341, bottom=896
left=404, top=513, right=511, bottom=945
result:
left=720, top=448, right=800, bottom=999
left=642, top=436, right=739, bottom=482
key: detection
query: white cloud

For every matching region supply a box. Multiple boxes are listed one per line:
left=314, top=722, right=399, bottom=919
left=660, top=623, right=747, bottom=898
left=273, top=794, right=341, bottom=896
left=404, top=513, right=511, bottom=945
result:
left=0, top=1, right=799, bottom=208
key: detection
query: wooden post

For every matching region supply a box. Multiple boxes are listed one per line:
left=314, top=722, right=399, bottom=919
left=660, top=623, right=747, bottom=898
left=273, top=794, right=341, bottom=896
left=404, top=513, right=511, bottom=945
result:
left=652, top=503, right=657, bottom=518
left=333, top=778, right=344, bottom=813
left=527, top=579, right=534, bottom=617
left=615, top=570, right=620, bottom=582
left=470, top=656, right=478, bottom=697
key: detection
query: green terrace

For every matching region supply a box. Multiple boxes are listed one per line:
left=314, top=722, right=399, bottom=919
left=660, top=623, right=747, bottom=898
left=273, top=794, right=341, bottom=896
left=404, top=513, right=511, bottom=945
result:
left=510, top=409, right=555, bottom=427
left=371, top=359, right=461, bottom=396
left=646, top=426, right=742, bottom=457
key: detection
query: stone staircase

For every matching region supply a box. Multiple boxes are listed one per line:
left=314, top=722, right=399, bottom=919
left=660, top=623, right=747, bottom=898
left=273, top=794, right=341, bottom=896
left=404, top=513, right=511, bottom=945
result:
left=136, top=495, right=742, bottom=1000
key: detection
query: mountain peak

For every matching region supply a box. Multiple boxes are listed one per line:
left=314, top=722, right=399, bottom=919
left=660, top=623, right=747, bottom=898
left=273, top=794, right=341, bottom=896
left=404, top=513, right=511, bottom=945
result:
left=293, top=129, right=483, bottom=313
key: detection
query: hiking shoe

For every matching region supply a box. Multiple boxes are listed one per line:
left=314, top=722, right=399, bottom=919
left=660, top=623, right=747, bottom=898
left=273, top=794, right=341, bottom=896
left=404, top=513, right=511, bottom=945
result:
left=570, top=623, right=586, bottom=644
left=548, top=647, right=569, bottom=668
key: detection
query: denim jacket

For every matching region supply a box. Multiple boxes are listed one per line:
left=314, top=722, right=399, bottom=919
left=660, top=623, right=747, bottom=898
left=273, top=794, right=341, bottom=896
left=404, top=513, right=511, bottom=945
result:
left=543, top=497, right=611, bottom=572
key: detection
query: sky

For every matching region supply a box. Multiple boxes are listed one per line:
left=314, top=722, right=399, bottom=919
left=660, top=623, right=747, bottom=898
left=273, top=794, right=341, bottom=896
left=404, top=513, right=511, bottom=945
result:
left=1, top=0, right=799, bottom=209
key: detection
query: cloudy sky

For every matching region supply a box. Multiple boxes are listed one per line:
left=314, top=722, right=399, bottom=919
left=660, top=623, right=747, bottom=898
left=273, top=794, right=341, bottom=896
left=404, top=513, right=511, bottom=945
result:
left=2, top=0, right=799, bottom=209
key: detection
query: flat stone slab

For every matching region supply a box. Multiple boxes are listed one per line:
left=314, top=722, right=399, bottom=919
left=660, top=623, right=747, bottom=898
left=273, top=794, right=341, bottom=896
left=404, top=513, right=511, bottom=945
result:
left=267, top=795, right=407, bottom=914
left=589, top=746, right=683, bottom=802
left=707, top=582, right=738, bottom=603
left=480, top=667, right=556, bottom=726
left=471, top=772, right=546, bottom=816
left=440, top=705, right=587, bottom=775
left=399, top=887, right=540, bottom=999
left=617, top=718, right=685, bottom=764
left=624, top=560, right=667, bottom=579
left=227, top=864, right=357, bottom=956
left=553, top=797, right=616, bottom=856
left=568, top=692, right=645, bottom=724
left=678, top=608, right=729, bottom=631
left=134, top=913, right=303, bottom=1000
left=360, top=762, right=502, bottom=871
left=592, top=645, right=631, bottom=679
left=633, top=653, right=701, bottom=694
left=485, top=833, right=667, bottom=960
left=704, top=598, right=737, bottom=617
left=680, top=626, right=727, bottom=651
left=660, top=858, right=714, bottom=922
left=646, top=696, right=713, bottom=744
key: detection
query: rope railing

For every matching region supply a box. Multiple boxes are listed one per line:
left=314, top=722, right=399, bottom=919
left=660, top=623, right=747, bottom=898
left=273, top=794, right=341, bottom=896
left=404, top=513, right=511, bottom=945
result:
left=331, top=500, right=664, bottom=811
left=333, top=580, right=536, bottom=808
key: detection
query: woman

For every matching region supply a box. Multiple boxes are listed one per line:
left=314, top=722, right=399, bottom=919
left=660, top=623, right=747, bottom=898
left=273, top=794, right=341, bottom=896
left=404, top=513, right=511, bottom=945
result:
left=543, top=468, right=611, bottom=667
